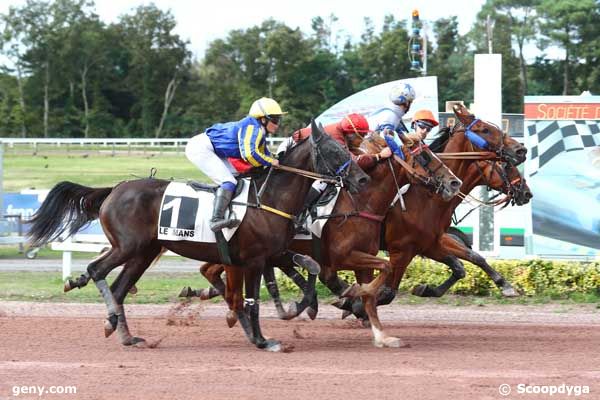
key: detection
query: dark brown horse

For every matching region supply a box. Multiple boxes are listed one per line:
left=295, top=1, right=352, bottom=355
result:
left=27, top=121, right=370, bottom=352
left=189, top=131, right=463, bottom=347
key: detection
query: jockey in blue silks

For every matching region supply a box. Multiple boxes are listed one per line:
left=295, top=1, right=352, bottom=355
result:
left=367, top=82, right=416, bottom=135
left=185, top=97, right=286, bottom=231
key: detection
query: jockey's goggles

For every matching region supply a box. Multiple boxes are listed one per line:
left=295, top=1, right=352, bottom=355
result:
left=415, top=120, right=434, bottom=132
left=266, top=115, right=282, bottom=125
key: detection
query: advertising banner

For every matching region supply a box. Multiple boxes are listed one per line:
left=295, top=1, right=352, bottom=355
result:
left=317, top=76, right=439, bottom=132
left=524, top=96, right=600, bottom=257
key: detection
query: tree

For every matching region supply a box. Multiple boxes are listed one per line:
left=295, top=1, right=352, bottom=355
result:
left=489, top=0, right=541, bottom=97
left=117, top=5, right=190, bottom=137
left=538, top=0, right=597, bottom=95
left=0, top=7, right=29, bottom=137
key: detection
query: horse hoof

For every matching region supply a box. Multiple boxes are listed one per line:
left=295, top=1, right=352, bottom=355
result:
left=331, top=298, right=346, bottom=309
left=199, top=289, right=212, bottom=300
left=178, top=286, right=194, bottom=298
left=128, top=285, right=138, bottom=295
left=374, top=336, right=408, bottom=348
left=122, top=336, right=146, bottom=347
left=411, top=284, right=439, bottom=297
left=263, top=339, right=283, bottom=352
left=131, top=337, right=147, bottom=348
left=341, top=310, right=352, bottom=319
left=501, top=286, right=519, bottom=297
left=284, top=302, right=298, bottom=320
left=104, top=319, right=116, bottom=338
left=341, top=283, right=360, bottom=299
left=306, top=307, right=318, bottom=320
left=360, top=319, right=371, bottom=329
left=226, top=310, right=238, bottom=328
left=64, top=280, right=74, bottom=293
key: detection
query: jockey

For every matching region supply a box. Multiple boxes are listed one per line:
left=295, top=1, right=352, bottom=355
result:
left=367, top=82, right=416, bottom=134
left=406, top=109, right=439, bottom=143
left=282, top=113, right=393, bottom=218
left=185, top=97, right=285, bottom=232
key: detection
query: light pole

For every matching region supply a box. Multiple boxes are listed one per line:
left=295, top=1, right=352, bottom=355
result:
left=409, top=9, right=427, bottom=76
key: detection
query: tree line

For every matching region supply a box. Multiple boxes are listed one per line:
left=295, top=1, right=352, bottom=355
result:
left=0, top=0, right=598, bottom=138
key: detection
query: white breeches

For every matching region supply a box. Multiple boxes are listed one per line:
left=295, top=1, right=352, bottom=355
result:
left=185, top=133, right=237, bottom=185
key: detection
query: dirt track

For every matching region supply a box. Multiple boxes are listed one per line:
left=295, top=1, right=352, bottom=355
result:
left=0, top=301, right=599, bottom=400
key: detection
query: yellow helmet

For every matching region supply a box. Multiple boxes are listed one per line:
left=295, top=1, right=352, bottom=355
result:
left=248, top=97, right=287, bottom=118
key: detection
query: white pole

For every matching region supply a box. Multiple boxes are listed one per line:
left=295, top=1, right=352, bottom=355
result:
left=474, top=54, right=502, bottom=254
left=62, top=236, right=73, bottom=280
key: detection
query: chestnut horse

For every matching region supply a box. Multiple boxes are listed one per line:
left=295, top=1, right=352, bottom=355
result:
left=337, top=104, right=531, bottom=321
left=27, top=121, right=369, bottom=352
left=187, top=131, right=463, bottom=347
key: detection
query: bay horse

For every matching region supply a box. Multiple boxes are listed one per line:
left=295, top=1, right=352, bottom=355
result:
left=27, top=121, right=370, bottom=352
left=187, top=131, right=463, bottom=347
left=337, top=104, right=531, bottom=321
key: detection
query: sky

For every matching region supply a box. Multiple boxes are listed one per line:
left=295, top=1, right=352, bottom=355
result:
left=2, top=0, right=490, bottom=60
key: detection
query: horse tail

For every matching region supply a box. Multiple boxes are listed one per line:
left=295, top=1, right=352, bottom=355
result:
left=27, top=181, right=113, bottom=247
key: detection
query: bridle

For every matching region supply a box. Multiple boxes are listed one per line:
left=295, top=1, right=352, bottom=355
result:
left=250, top=135, right=354, bottom=221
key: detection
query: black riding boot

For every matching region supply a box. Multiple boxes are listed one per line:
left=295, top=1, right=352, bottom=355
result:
left=304, top=187, right=323, bottom=210
left=210, top=187, right=240, bottom=232
left=296, top=187, right=323, bottom=235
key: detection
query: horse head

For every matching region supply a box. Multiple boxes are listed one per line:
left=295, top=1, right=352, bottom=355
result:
left=453, top=103, right=527, bottom=166
left=479, top=160, right=533, bottom=206
left=306, top=120, right=370, bottom=193
left=362, top=132, right=462, bottom=201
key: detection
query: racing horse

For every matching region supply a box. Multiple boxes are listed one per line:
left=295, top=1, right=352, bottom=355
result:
left=27, top=121, right=369, bottom=352
left=186, top=131, right=463, bottom=347
left=337, top=104, right=531, bottom=320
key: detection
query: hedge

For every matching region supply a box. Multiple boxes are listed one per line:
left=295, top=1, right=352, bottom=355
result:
left=275, top=259, right=600, bottom=297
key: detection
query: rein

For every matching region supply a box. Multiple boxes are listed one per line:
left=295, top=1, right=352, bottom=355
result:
left=437, top=151, right=500, bottom=160
left=244, top=137, right=354, bottom=221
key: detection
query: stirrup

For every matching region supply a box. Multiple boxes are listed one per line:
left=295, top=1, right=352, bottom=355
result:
left=210, top=218, right=241, bottom=232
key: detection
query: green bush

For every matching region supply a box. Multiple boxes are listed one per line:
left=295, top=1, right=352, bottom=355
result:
left=275, top=258, right=600, bottom=297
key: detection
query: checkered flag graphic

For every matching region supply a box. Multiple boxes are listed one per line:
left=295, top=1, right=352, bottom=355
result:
left=525, top=120, right=600, bottom=176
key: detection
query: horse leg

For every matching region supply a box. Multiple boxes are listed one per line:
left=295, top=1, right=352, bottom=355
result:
left=335, top=251, right=403, bottom=347
left=350, top=249, right=416, bottom=320
left=244, top=267, right=282, bottom=352
left=64, top=251, right=111, bottom=292
left=225, top=266, right=244, bottom=329
left=320, top=265, right=352, bottom=313
left=263, top=265, right=291, bottom=319
left=179, top=263, right=224, bottom=300
left=411, top=254, right=465, bottom=297
left=439, top=234, right=518, bottom=297
left=109, top=245, right=162, bottom=346
left=82, top=248, right=134, bottom=337
left=266, top=250, right=319, bottom=320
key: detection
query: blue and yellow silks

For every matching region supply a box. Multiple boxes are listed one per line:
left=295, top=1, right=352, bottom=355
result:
left=206, top=116, right=276, bottom=167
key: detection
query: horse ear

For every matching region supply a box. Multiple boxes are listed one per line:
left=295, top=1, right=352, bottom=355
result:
left=453, top=103, right=474, bottom=125
left=310, top=119, right=323, bottom=141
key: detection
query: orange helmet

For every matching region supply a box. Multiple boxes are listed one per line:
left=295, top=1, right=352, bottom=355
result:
left=412, top=109, right=439, bottom=127
left=338, top=113, right=370, bottom=135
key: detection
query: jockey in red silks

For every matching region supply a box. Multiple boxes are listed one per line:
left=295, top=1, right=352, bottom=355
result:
left=278, top=113, right=392, bottom=210
left=185, top=97, right=286, bottom=231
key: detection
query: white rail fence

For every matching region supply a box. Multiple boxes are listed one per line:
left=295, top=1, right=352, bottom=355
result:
left=0, top=137, right=286, bottom=152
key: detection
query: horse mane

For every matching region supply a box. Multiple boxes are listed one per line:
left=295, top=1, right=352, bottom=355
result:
left=429, top=127, right=453, bottom=152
